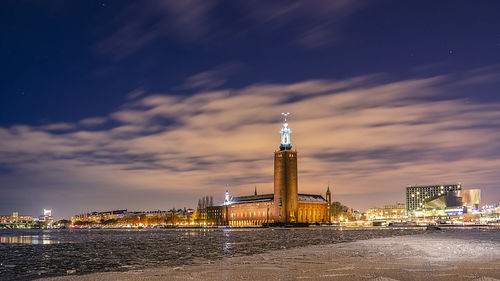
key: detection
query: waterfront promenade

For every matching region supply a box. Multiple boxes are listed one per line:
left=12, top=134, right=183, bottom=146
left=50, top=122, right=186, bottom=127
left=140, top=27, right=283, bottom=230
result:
left=40, top=229, right=500, bottom=281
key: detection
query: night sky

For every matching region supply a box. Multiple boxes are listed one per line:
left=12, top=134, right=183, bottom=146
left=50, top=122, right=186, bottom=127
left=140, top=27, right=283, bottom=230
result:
left=1, top=1, right=500, bottom=219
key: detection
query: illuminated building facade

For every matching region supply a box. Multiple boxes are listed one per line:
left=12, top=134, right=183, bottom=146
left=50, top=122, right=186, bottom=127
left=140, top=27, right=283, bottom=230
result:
left=481, top=204, right=500, bottom=222
left=0, top=211, right=51, bottom=229
left=406, top=184, right=462, bottom=215
left=365, top=203, right=406, bottom=221
left=0, top=212, right=33, bottom=224
left=422, top=189, right=481, bottom=217
left=208, top=113, right=331, bottom=226
left=71, top=209, right=198, bottom=226
left=460, top=189, right=481, bottom=210
left=406, top=183, right=482, bottom=217
left=39, top=209, right=54, bottom=225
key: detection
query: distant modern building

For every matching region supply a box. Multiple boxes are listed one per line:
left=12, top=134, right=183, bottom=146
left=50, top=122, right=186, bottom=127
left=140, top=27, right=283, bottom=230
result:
left=406, top=183, right=482, bottom=217
left=481, top=203, right=500, bottom=221
left=208, top=113, right=331, bottom=226
left=460, top=189, right=481, bottom=210
left=43, top=209, right=52, bottom=217
left=423, top=189, right=481, bottom=216
left=406, top=184, right=462, bottom=215
left=39, top=209, right=54, bottom=225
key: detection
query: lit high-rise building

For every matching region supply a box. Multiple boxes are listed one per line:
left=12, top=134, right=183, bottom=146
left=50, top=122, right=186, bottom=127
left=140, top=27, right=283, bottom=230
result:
left=406, top=184, right=461, bottom=215
left=44, top=209, right=52, bottom=217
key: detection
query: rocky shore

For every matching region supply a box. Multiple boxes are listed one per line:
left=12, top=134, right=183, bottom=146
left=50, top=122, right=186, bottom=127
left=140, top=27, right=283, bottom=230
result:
left=40, top=230, right=500, bottom=281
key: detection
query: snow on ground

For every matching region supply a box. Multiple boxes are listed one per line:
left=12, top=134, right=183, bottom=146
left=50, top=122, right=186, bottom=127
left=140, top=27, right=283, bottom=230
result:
left=40, top=230, right=500, bottom=281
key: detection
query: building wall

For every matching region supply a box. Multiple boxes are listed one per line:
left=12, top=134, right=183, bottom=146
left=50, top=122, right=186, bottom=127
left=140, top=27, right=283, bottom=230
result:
left=297, top=202, right=329, bottom=223
left=209, top=200, right=330, bottom=226
left=207, top=206, right=225, bottom=225
left=459, top=189, right=481, bottom=209
left=215, top=202, right=274, bottom=226
left=365, top=204, right=406, bottom=220
left=274, top=150, right=298, bottom=223
left=0, top=215, right=33, bottom=224
left=406, top=184, right=462, bottom=214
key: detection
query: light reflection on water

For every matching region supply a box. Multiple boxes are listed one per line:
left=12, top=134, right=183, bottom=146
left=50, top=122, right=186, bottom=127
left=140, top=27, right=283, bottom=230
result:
left=223, top=229, right=232, bottom=254
left=0, top=235, right=57, bottom=244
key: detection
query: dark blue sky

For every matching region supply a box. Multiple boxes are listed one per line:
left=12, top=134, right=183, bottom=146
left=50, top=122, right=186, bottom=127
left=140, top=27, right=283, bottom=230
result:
left=1, top=1, right=500, bottom=218
left=2, top=0, right=499, bottom=126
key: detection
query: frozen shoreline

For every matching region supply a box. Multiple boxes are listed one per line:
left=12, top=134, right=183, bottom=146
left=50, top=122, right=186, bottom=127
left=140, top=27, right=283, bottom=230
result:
left=40, top=230, right=500, bottom=281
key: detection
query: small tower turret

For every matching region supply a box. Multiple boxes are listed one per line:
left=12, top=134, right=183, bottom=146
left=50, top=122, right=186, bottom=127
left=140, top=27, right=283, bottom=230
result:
left=326, top=184, right=331, bottom=205
left=224, top=190, right=231, bottom=205
left=326, top=184, right=332, bottom=223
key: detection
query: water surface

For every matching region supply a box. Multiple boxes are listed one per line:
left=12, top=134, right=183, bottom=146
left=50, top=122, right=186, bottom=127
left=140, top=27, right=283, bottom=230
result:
left=0, top=227, right=427, bottom=280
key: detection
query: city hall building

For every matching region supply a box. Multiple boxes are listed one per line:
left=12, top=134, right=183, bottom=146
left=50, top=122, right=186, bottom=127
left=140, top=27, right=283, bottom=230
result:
left=208, top=114, right=331, bottom=226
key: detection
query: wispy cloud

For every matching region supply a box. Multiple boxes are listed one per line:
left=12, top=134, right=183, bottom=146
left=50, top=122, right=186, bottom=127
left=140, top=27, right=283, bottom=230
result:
left=125, top=89, right=147, bottom=101
left=79, top=117, right=108, bottom=127
left=241, top=0, right=369, bottom=48
left=456, top=64, right=500, bottom=85
left=95, top=0, right=219, bottom=60
left=39, top=122, right=75, bottom=131
left=95, top=0, right=369, bottom=59
left=179, top=63, right=244, bottom=90
left=1, top=68, right=500, bottom=217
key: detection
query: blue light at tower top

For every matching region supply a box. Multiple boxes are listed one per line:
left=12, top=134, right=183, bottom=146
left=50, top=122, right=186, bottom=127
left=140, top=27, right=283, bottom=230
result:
left=280, top=112, right=292, bottom=151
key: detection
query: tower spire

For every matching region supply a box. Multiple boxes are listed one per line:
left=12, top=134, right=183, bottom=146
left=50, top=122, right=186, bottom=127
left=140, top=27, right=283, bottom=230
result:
left=254, top=185, right=257, bottom=196
left=326, top=183, right=332, bottom=205
left=282, top=112, right=290, bottom=122
left=224, top=184, right=231, bottom=205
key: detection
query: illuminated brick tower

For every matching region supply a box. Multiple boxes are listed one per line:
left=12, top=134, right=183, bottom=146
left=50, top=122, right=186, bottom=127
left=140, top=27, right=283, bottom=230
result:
left=274, top=112, right=298, bottom=223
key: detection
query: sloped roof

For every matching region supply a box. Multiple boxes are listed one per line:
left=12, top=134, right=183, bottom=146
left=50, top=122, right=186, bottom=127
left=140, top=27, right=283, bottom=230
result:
left=298, top=193, right=327, bottom=203
left=213, top=193, right=327, bottom=206
left=230, top=194, right=274, bottom=204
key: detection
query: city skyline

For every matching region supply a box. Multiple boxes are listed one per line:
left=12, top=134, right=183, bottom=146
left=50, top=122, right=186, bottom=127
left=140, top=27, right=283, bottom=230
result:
left=1, top=1, right=500, bottom=219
